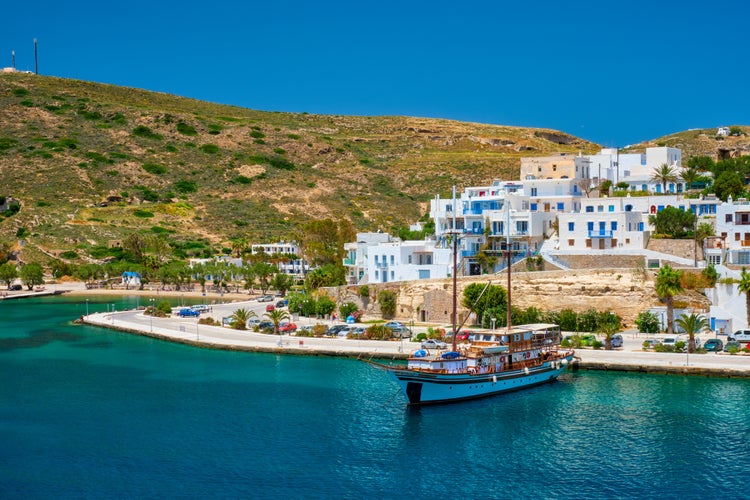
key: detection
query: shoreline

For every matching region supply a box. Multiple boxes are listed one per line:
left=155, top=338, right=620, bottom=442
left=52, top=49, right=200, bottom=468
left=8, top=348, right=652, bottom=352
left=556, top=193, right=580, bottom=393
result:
left=76, top=302, right=750, bottom=378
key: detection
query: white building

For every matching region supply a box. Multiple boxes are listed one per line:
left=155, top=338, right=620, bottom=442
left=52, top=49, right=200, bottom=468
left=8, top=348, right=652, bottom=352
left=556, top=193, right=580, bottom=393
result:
left=710, top=197, right=750, bottom=265
left=577, top=147, right=683, bottom=192
left=343, top=232, right=395, bottom=284
left=343, top=232, right=454, bottom=284
left=557, top=194, right=721, bottom=252
left=249, top=242, right=308, bottom=278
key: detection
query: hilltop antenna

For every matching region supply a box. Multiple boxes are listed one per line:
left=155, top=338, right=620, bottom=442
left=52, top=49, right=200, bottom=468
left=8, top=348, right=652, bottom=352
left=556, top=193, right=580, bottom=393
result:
left=11, top=50, right=15, bottom=70
left=34, top=38, right=38, bottom=74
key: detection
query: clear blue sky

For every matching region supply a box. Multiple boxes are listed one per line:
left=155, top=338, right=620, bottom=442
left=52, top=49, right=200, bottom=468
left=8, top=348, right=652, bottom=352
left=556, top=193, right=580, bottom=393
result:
left=4, top=1, right=748, bottom=147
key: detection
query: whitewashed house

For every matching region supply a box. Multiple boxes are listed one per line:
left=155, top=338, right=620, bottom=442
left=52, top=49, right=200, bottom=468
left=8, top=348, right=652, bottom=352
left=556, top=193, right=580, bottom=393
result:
left=343, top=232, right=394, bottom=284
left=366, top=239, right=452, bottom=284
left=711, top=197, right=750, bottom=265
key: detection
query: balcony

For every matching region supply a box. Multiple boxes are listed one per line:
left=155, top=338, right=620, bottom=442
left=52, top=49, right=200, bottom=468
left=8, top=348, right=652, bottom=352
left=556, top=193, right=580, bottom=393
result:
left=463, top=208, right=483, bottom=215
left=461, top=250, right=477, bottom=258
left=343, top=258, right=355, bottom=266
left=375, top=261, right=388, bottom=268
left=588, top=230, right=613, bottom=238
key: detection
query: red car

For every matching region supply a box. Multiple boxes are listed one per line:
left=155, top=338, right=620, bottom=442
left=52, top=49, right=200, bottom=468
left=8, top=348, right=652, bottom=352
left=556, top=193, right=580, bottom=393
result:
left=278, top=322, right=297, bottom=333
left=456, top=330, right=471, bottom=341
left=265, top=304, right=275, bottom=312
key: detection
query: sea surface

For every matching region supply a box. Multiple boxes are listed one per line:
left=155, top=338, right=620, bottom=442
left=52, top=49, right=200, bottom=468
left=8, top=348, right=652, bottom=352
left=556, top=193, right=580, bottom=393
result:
left=1, top=296, right=749, bottom=499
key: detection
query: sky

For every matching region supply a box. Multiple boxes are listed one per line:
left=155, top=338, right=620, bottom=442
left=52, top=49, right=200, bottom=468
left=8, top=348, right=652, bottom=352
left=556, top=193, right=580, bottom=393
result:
left=3, top=0, right=749, bottom=147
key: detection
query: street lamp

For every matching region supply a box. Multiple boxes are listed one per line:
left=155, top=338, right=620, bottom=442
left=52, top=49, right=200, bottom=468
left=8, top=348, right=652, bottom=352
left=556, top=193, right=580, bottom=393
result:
left=149, top=298, right=154, bottom=333
left=491, top=317, right=497, bottom=331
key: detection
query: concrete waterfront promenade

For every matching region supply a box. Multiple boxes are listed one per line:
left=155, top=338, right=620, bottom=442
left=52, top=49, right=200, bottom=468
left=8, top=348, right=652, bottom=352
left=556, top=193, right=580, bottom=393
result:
left=77, top=297, right=750, bottom=377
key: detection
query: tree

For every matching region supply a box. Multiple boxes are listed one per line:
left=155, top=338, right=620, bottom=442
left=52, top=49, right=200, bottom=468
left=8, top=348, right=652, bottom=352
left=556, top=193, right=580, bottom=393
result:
left=576, top=178, right=594, bottom=197
left=378, top=289, right=397, bottom=319
left=339, top=302, right=358, bottom=319
left=229, top=308, right=256, bottom=330
left=598, top=179, right=612, bottom=197
left=19, top=262, right=44, bottom=290
left=0, top=262, right=18, bottom=289
left=687, top=155, right=714, bottom=171
left=305, top=264, right=345, bottom=290
left=738, top=268, right=750, bottom=332
left=651, top=163, right=678, bottom=194
left=712, top=171, right=745, bottom=201
left=251, top=262, right=277, bottom=294
left=648, top=206, right=696, bottom=238
left=675, top=313, right=708, bottom=353
left=264, top=308, right=290, bottom=334
left=270, top=273, right=294, bottom=296
left=694, top=221, right=714, bottom=263
left=635, top=311, right=660, bottom=334
left=462, top=283, right=507, bottom=326
left=680, top=167, right=700, bottom=191
left=298, top=218, right=355, bottom=266
left=655, top=265, right=683, bottom=335
left=123, top=232, right=146, bottom=263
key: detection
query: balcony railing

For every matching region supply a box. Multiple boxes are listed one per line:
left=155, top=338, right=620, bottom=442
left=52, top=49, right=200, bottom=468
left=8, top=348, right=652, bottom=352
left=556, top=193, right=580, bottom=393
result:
left=343, top=258, right=355, bottom=266
left=588, top=230, right=614, bottom=238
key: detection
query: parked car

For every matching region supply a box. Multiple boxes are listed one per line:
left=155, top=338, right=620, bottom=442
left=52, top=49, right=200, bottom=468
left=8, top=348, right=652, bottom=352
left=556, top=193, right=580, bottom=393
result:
left=247, top=318, right=261, bottom=328
left=642, top=339, right=658, bottom=350
left=703, top=339, right=724, bottom=352
left=421, top=339, right=448, bottom=350
left=327, top=324, right=347, bottom=336
left=298, top=325, right=315, bottom=334
left=278, top=322, right=297, bottom=333
left=257, top=295, right=274, bottom=302
left=337, top=326, right=355, bottom=337
left=265, top=304, right=275, bottom=312
left=610, top=334, right=623, bottom=348
left=275, top=300, right=288, bottom=308
left=660, top=337, right=677, bottom=347
left=580, top=334, right=597, bottom=346
left=258, top=321, right=274, bottom=330
left=384, top=321, right=412, bottom=338
left=728, top=329, right=750, bottom=342
left=178, top=308, right=200, bottom=317
left=723, top=341, right=741, bottom=352
left=190, top=304, right=210, bottom=313
left=10, top=284, right=22, bottom=291
left=351, top=327, right=366, bottom=336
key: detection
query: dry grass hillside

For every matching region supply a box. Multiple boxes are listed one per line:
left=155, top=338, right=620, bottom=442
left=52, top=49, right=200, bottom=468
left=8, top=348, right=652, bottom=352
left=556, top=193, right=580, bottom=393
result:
left=0, top=73, right=599, bottom=262
left=625, top=126, right=750, bottom=160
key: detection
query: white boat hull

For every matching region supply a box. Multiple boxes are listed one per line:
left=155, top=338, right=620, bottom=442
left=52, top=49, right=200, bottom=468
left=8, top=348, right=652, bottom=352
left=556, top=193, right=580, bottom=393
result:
left=389, top=354, right=574, bottom=405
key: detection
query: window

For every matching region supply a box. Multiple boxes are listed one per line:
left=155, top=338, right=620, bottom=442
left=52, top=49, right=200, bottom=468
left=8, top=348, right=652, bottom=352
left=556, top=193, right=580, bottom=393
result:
left=390, top=255, right=394, bottom=265
left=608, top=205, right=614, bottom=212
left=638, top=222, right=644, bottom=231
left=530, top=187, right=538, bottom=196
left=586, top=239, right=592, bottom=248
left=626, top=238, right=630, bottom=244
left=568, top=222, right=575, bottom=231
left=587, top=221, right=594, bottom=231
left=586, top=206, right=594, bottom=213
left=611, top=221, right=617, bottom=231
left=530, top=203, right=538, bottom=211
left=726, top=214, right=733, bottom=223
left=553, top=165, right=557, bottom=171
left=736, top=233, right=741, bottom=241
left=391, top=271, right=395, bottom=280
left=557, top=202, right=564, bottom=211
left=408, top=255, right=412, bottom=264
left=375, top=270, right=379, bottom=279
left=568, top=239, right=574, bottom=246
left=597, top=205, right=604, bottom=212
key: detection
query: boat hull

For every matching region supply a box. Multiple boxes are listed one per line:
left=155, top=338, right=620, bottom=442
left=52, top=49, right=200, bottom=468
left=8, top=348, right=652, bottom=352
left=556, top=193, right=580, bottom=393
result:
left=389, top=354, right=574, bottom=405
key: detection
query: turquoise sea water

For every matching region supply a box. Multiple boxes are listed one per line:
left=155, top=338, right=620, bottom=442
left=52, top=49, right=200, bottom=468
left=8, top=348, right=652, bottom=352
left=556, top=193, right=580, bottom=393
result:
left=1, top=296, right=749, bottom=499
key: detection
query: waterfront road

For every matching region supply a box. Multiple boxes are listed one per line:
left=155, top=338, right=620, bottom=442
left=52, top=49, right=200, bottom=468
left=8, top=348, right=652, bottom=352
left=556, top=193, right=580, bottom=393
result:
left=81, top=302, right=750, bottom=376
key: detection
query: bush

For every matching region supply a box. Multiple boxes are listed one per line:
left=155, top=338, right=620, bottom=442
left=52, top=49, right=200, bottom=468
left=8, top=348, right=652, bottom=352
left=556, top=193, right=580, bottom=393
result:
left=133, top=210, right=154, bottom=218
left=176, top=121, right=197, bottom=135
left=339, top=302, right=358, bottom=319
left=316, top=295, right=337, bottom=316
left=132, top=126, right=162, bottom=140
left=635, top=311, right=660, bottom=334
left=200, top=144, right=219, bottom=154
left=142, top=163, right=167, bottom=175
left=358, top=285, right=370, bottom=298
left=363, top=324, right=392, bottom=340
left=174, top=180, right=197, bottom=193
left=378, top=289, right=397, bottom=319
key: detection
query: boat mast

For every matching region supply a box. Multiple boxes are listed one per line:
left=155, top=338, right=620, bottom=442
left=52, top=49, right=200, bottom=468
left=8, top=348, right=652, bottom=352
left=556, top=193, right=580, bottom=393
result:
left=506, top=186, right=512, bottom=334
left=452, top=185, right=458, bottom=352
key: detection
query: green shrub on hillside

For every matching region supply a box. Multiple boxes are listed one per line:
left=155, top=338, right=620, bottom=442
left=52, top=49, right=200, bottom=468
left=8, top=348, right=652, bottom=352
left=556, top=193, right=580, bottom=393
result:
left=0, top=137, right=19, bottom=152
left=132, top=126, right=162, bottom=140
left=13, top=88, right=29, bottom=97
left=133, top=209, right=154, bottom=218
left=174, top=180, right=197, bottom=193
left=200, top=144, right=219, bottom=154
left=176, top=121, right=197, bottom=135
left=249, top=130, right=265, bottom=139
left=142, top=163, right=167, bottom=175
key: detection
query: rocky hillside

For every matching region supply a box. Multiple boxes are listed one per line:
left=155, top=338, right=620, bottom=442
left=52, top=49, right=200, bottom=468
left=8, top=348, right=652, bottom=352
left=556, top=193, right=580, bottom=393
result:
left=624, top=126, right=750, bottom=160
left=0, top=73, right=598, bottom=263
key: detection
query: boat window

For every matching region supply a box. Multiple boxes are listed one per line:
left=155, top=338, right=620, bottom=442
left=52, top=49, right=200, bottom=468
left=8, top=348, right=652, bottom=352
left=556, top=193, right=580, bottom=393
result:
left=483, top=335, right=492, bottom=342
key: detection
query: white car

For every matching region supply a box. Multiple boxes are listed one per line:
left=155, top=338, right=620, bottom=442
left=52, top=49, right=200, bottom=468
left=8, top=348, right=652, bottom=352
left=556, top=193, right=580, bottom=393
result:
left=421, top=339, right=448, bottom=350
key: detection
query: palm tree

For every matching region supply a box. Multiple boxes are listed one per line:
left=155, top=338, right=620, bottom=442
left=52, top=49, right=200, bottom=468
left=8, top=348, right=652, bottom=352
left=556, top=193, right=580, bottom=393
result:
left=655, top=265, right=683, bottom=334
left=230, top=308, right=257, bottom=330
left=738, top=268, right=750, bottom=329
left=680, top=166, right=700, bottom=191
left=651, top=163, right=678, bottom=194
left=675, top=313, right=708, bottom=353
left=264, top=308, right=290, bottom=335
